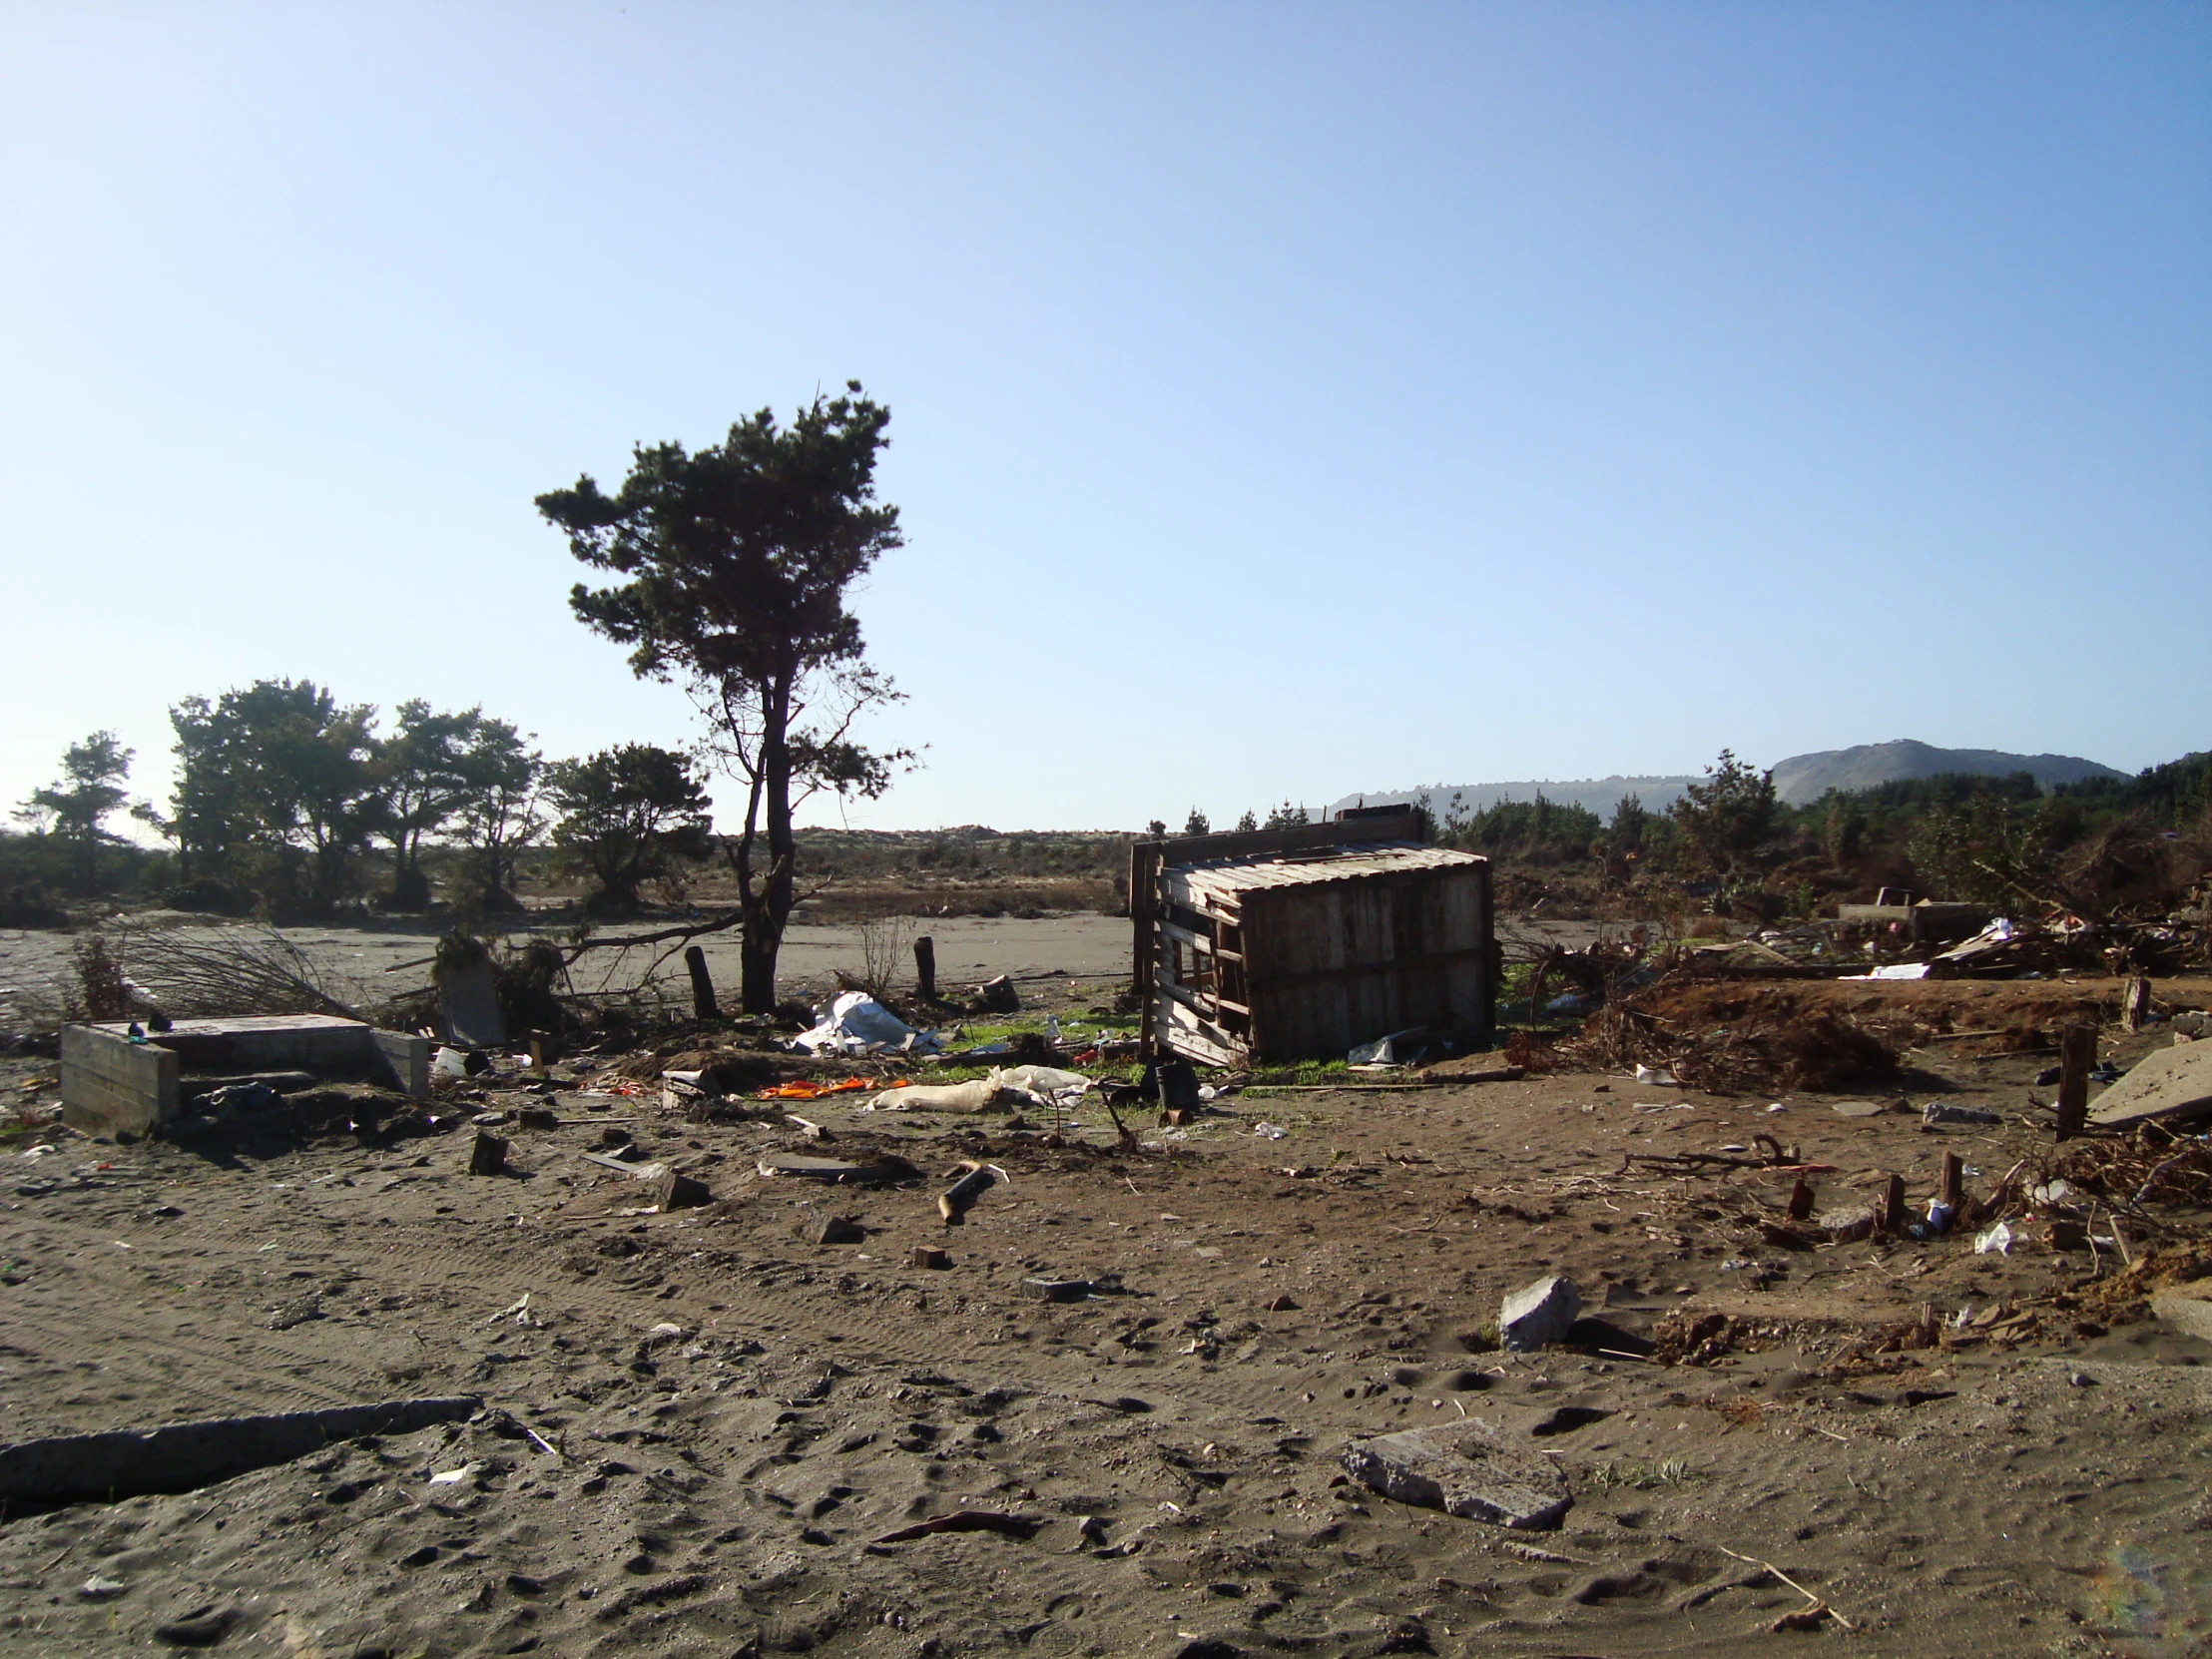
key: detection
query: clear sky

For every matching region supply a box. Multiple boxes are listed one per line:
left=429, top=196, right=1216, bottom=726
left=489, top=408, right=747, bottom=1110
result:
left=3, top=1, right=2206, bottom=835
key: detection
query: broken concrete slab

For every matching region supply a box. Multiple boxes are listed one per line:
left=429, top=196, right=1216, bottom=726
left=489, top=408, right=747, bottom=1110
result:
left=1499, top=1275, right=1581, bottom=1352
left=799, top=1212, right=864, bottom=1244
left=435, top=955, right=507, bottom=1048
left=1021, top=1277, right=1091, bottom=1302
left=61, top=1015, right=429, bottom=1139
left=653, top=1171, right=714, bottom=1211
left=2150, top=1280, right=2212, bottom=1345
left=2088, top=1041, right=2212, bottom=1129
left=0, top=1395, right=481, bottom=1505
left=1342, top=1420, right=1572, bottom=1530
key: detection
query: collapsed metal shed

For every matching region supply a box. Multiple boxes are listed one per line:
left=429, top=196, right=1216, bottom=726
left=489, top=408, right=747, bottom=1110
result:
left=1131, top=809, right=1496, bottom=1067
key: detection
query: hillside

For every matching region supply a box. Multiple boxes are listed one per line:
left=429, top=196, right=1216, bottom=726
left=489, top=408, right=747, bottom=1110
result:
left=1332, top=739, right=2125, bottom=822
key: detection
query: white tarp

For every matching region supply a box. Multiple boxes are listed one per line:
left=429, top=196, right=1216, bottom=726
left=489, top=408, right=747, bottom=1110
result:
left=791, top=992, right=938, bottom=1056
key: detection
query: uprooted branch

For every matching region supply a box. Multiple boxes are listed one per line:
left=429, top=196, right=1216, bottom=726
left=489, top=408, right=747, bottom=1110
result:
left=112, top=924, right=364, bottom=1021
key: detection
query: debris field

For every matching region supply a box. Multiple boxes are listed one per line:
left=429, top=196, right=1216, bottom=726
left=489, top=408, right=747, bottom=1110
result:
left=1, top=976, right=2209, bottom=1657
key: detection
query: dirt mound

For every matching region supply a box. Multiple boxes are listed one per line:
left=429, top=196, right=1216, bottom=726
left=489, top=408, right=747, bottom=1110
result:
left=1565, top=982, right=1901, bottom=1094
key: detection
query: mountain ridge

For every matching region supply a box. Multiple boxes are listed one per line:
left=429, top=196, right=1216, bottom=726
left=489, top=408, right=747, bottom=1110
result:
left=1330, top=740, right=2126, bottom=822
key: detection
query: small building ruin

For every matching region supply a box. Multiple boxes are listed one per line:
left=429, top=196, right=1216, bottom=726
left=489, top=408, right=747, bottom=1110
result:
left=1131, top=808, right=1495, bottom=1066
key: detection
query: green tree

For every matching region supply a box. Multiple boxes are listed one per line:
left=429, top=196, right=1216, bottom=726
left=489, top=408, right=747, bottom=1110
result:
left=1233, top=809, right=1259, bottom=832
left=1669, top=750, right=1777, bottom=874
left=1182, top=809, right=1211, bottom=836
left=1263, top=802, right=1311, bottom=830
left=546, top=744, right=714, bottom=912
left=539, top=384, right=910, bottom=1010
left=451, top=719, right=544, bottom=912
left=369, top=701, right=489, bottom=911
left=165, top=680, right=379, bottom=913
left=16, top=732, right=135, bottom=891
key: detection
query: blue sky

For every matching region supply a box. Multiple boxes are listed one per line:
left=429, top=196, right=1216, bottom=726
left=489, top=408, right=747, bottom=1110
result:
left=2, top=1, right=2205, bottom=834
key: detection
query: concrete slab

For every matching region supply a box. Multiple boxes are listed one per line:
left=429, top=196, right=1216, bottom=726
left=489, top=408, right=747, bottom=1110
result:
left=2087, top=1040, right=2212, bottom=1128
left=2151, top=1280, right=2212, bottom=1345
left=60, top=1025, right=180, bottom=1138
left=64, top=1015, right=428, bottom=1138
left=1342, top=1421, right=1572, bottom=1529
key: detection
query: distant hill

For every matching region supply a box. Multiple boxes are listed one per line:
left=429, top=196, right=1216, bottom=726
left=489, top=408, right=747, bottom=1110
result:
left=1766, top=740, right=2124, bottom=805
left=1330, top=777, right=1701, bottom=823
left=1330, top=740, right=2126, bottom=824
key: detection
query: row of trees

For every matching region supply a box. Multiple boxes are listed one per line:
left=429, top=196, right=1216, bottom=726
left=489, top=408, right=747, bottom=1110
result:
left=11, top=696, right=719, bottom=918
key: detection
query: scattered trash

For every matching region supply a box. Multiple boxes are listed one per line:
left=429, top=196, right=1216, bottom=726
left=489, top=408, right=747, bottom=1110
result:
left=78, top=1574, right=126, bottom=1600
left=970, top=975, right=1021, bottom=1014
left=486, top=1293, right=533, bottom=1326
left=1633, top=1065, right=1679, bottom=1088
left=1252, top=1122, right=1288, bottom=1140
left=791, top=992, right=937, bottom=1057
left=1923, top=1102, right=2003, bottom=1127
left=428, top=1461, right=482, bottom=1486
left=1351, top=1029, right=1431, bottom=1066
left=909, top=1246, right=951, bottom=1270
left=1973, top=1222, right=2012, bottom=1256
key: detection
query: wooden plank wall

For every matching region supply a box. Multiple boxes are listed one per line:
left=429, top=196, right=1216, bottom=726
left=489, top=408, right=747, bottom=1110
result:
left=1243, top=865, right=1491, bottom=1061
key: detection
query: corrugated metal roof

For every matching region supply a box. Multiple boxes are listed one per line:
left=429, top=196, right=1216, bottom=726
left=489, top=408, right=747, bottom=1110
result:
left=1165, top=840, right=1484, bottom=903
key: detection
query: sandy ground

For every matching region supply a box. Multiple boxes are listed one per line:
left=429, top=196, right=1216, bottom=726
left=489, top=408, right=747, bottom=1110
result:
left=0, top=913, right=1140, bottom=1028
left=2, top=998, right=2208, bottom=1657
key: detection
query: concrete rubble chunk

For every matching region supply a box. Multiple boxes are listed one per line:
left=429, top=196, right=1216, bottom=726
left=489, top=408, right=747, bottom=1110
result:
left=1499, top=1275, right=1581, bottom=1352
left=1342, top=1420, right=1572, bottom=1530
left=2150, top=1280, right=2212, bottom=1345
left=2088, top=1042, right=2212, bottom=1129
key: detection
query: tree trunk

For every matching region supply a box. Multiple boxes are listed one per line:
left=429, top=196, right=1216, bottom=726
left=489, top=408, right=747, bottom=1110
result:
left=739, top=681, right=799, bottom=1015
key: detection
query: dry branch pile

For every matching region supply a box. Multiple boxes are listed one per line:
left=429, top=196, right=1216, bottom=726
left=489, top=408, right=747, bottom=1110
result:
left=109, top=925, right=364, bottom=1021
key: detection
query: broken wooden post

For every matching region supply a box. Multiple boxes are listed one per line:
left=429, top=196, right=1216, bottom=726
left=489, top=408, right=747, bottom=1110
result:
left=468, top=1131, right=509, bottom=1177
left=2056, top=1022, right=2096, bottom=1142
left=914, top=935, right=936, bottom=1002
left=528, top=1035, right=545, bottom=1075
left=685, top=946, right=720, bottom=1021
left=1786, top=1174, right=1815, bottom=1222
left=938, top=1161, right=999, bottom=1227
left=2120, top=976, right=2151, bottom=1034
left=1938, top=1151, right=1964, bottom=1214
left=1880, top=1173, right=1908, bottom=1235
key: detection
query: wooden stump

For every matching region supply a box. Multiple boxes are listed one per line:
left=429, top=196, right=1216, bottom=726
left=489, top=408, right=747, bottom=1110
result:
left=685, top=946, right=720, bottom=1021
left=1786, top=1175, right=1815, bottom=1222
left=1879, top=1173, right=1908, bottom=1234
left=2055, top=1023, right=2096, bottom=1142
left=1938, top=1151, right=1964, bottom=1213
left=913, top=935, right=936, bottom=1003
left=468, top=1131, right=508, bottom=1177
left=2120, top=976, right=2151, bottom=1033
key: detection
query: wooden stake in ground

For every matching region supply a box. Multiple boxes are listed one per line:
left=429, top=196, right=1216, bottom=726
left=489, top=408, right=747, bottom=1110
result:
left=2120, top=976, right=2151, bottom=1034
left=2056, top=1022, right=2096, bottom=1142
left=468, top=1131, right=509, bottom=1177
left=684, top=945, right=720, bottom=1021
left=913, top=935, right=936, bottom=1003
left=1786, top=1174, right=1815, bottom=1222
left=1880, top=1173, right=1908, bottom=1235
left=1939, top=1151, right=1964, bottom=1214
